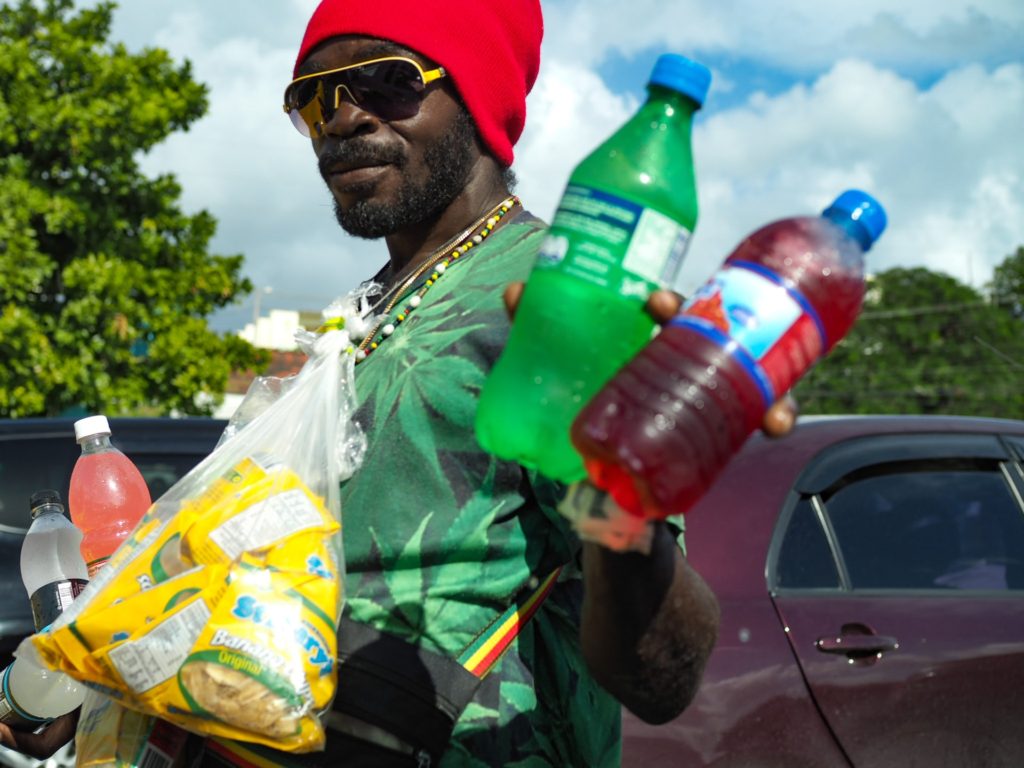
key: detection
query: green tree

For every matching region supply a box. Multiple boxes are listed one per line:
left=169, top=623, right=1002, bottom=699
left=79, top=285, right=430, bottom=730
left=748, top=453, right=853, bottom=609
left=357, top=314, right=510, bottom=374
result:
left=0, top=0, right=266, bottom=417
left=990, top=245, right=1024, bottom=318
left=796, top=265, right=1024, bottom=417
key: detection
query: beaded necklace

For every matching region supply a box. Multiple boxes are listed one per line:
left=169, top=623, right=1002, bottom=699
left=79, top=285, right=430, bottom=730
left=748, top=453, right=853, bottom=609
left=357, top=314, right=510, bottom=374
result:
left=351, top=195, right=520, bottom=363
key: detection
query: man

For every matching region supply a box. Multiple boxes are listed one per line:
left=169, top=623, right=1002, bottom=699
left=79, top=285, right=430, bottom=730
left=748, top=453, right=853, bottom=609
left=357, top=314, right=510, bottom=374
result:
left=273, top=1, right=720, bottom=765
left=0, top=0, right=793, bottom=764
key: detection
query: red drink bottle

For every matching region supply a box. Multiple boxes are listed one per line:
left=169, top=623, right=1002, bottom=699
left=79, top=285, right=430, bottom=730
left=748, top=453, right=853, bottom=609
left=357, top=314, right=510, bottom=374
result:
left=68, top=415, right=152, bottom=576
left=571, top=190, right=887, bottom=518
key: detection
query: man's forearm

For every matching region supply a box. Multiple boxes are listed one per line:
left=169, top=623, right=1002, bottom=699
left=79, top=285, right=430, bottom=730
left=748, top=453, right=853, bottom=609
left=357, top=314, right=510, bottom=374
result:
left=580, top=521, right=720, bottom=724
left=0, top=707, right=79, bottom=759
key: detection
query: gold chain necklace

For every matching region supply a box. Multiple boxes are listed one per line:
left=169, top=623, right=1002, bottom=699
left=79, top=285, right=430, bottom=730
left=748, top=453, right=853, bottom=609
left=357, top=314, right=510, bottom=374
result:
left=352, top=195, right=520, bottom=363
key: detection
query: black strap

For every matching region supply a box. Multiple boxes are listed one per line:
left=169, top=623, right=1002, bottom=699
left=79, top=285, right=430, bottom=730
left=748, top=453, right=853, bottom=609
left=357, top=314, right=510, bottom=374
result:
left=329, top=616, right=484, bottom=761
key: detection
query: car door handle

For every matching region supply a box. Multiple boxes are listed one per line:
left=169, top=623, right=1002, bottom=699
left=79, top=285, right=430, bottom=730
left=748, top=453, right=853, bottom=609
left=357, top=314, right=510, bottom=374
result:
left=816, top=634, right=899, bottom=656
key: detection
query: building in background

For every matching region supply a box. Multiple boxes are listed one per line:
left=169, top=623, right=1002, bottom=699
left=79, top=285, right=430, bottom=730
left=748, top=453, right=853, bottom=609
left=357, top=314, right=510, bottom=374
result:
left=216, top=307, right=320, bottom=418
left=238, top=308, right=323, bottom=351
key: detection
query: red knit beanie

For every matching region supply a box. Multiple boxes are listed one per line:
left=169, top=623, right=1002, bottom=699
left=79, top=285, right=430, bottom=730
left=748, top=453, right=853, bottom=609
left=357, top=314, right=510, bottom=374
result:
left=294, top=0, right=543, bottom=167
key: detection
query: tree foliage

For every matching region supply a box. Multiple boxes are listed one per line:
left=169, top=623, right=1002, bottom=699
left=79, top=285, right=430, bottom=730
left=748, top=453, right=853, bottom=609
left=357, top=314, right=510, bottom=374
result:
left=0, top=0, right=266, bottom=417
left=990, top=246, right=1024, bottom=318
left=796, top=259, right=1024, bottom=418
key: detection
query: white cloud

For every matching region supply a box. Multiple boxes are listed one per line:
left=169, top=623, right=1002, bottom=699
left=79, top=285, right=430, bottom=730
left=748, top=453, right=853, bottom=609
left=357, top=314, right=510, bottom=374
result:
left=517, top=54, right=1023, bottom=300
left=542, top=0, right=732, bottom=68
left=82, top=1, right=1021, bottom=329
left=543, top=0, right=1023, bottom=72
left=289, top=0, right=320, bottom=14
left=516, top=61, right=638, bottom=222
left=123, top=1, right=383, bottom=322
left=682, top=60, right=1024, bottom=294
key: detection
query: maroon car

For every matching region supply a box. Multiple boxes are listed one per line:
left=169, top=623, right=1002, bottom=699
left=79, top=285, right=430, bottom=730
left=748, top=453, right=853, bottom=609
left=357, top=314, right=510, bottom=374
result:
left=623, top=414, right=1024, bottom=767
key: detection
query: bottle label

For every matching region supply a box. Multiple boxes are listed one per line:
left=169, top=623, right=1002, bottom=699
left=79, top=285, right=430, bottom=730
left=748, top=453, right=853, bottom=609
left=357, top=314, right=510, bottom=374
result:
left=0, top=664, right=50, bottom=728
left=0, top=690, right=44, bottom=730
left=87, top=556, right=112, bottom=579
left=536, top=184, right=691, bottom=295
left=136, top=718, right=190, bottom=768
left=677, top=261, right=825, bottom=403
left=30, top=579, right=88, bottom=631
left=0, top=696, right=46, bottom=730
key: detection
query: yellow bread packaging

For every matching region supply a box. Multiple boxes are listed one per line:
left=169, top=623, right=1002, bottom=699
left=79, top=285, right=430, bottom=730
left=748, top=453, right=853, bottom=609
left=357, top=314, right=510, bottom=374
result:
left=36, top=564, right=224, bottom=684
left=171, top=561, right=338, bottom=750
left=181, top=464, right=337, bottom=567
left=31, top=457, right=341, bottom=752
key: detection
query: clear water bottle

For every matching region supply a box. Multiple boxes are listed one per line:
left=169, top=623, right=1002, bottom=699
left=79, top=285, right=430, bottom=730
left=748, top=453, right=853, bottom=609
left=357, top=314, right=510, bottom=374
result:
left=0, top=644, right=84, bottom=729
left=476, top=53, right=709, bottom=482
left=69, top=415, right=152, bottom=576
left=572, top=190, right=887, bottom=517
left=0, top=492, right=88, bottom=729
left=21, top=490, right=89, bottom=631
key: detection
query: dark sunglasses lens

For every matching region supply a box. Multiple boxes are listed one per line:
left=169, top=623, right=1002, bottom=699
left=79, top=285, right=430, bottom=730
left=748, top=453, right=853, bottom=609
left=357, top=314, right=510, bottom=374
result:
left=285, top=59, right=431, bottom=135
left=334, top=60, right=427, bottom=120
left=289, top=107, right=314, bottom=137
left=285, top=78, right=320, bottom=112
left=285, top=79, right=324, bottom=136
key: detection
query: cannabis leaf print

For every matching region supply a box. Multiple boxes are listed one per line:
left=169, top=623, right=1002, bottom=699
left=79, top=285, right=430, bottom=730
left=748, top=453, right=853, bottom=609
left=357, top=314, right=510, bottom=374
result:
left=338, top=215, right=623, bottom=767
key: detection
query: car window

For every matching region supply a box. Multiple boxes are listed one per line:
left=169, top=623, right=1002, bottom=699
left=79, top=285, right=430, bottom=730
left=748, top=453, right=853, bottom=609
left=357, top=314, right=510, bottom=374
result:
left=775, top=498, right=841, bottom=589
left=0, top=436, right=77, bottom=530
left=132, top=455, right=209, bottom=499
left=820, top=463, right=1024, bottom=591
left=0, top=439, right=207, bottom=531
left=1006, top=437, right=1024, bottom=463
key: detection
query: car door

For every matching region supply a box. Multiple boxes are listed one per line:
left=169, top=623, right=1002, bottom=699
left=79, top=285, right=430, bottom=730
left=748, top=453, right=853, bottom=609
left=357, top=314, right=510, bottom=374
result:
left=769, top=433, right=1024, bottom=767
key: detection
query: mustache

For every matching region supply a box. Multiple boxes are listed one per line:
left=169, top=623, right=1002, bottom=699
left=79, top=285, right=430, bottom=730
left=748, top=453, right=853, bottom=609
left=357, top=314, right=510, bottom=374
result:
left=317, top=139, right=406, bottom=178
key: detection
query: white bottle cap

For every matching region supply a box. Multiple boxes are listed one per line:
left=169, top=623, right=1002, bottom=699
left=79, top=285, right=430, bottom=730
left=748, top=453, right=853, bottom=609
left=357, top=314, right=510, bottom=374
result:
left=74, top=415, right=111, bottom=443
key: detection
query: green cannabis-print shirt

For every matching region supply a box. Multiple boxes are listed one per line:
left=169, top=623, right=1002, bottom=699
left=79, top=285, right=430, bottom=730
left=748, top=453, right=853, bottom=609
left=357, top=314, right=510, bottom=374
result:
left=340, top=213, right=622, bottom=767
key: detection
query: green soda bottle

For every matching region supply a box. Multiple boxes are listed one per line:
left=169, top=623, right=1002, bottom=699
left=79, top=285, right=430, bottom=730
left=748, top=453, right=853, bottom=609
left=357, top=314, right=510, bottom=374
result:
left=476, top=53, right=709, bottom=482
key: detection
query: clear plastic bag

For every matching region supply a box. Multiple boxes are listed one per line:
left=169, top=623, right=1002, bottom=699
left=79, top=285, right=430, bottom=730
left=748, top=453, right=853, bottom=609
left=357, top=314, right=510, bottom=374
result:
left=74, top=690, right=188, bottom=768
left=24, top=301, right=365, bottom=754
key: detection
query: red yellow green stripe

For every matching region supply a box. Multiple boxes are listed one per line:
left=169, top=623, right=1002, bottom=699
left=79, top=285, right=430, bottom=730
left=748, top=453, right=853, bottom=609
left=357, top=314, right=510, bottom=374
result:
left=205, top=738, right=304, bottom=768
left=458, top=567, right=561, bottom=677
left=204, top=567, right=563, bottom=766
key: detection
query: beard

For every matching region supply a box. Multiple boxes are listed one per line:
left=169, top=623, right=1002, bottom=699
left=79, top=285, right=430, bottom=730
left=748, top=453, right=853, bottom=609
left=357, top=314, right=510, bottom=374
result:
left=319, top=107, right=478, bottom=239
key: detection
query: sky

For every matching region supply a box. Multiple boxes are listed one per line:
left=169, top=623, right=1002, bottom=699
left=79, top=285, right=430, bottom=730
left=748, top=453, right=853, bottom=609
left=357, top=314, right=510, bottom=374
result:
left=88, top=0, right=1024, bottom=332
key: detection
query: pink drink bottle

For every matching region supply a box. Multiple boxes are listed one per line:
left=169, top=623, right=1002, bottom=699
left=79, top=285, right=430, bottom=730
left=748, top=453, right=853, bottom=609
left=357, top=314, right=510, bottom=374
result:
left=571, top=190, right=887, bottom=517
left=68, top=415, right=151, bottom=576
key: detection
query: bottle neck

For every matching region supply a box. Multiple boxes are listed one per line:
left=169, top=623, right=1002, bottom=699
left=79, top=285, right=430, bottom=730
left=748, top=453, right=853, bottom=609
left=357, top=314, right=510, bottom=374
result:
left=78, top=433, right=113, bottom=455
left=822, top=207, right=873, bottom=252
left=644, top=83, right=701, bottom=121
left=30, top=503, right=65, bottom=520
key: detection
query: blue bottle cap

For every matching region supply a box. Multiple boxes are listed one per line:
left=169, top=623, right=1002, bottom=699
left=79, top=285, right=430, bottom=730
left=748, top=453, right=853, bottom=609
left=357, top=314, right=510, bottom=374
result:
left=823, top=189, right=888, bottom=250
left=649, top=54, right=711, bottom=107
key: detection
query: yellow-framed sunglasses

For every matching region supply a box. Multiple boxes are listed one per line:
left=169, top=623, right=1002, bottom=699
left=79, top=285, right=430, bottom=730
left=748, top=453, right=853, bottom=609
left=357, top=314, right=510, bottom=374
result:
left=283, top=56, right=447, bottom=138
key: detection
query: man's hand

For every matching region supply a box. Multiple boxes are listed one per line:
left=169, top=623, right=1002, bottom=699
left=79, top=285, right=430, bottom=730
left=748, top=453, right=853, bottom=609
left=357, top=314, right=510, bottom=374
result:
left=502, top=281, right=797, bottom=722
left=644, top=287, right=798, bottom=438
left=0, top=709, right=79, bottom=760
left=580, top=524, right=719, bottom=724
left=503, top=282, right=799, bottom=439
